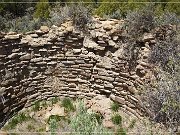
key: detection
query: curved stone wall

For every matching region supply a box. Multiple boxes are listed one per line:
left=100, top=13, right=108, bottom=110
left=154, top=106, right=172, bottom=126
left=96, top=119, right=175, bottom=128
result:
left=0, top=18, right=153, bottom=127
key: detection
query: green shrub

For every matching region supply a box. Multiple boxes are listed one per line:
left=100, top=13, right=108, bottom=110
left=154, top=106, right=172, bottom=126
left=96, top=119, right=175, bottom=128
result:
left=116, top=127, right=126, bottom=135
left=32, top=101, right=41, bottom=112
left=155, top=12, right=180, bottom=27
left=27, top=124, right=35, bottom=131
left=61, top=98, right=75, bottom=112
left=149, top=35, right=179, bottom=73
left=94, top=0, right=126, bottom=18
left=126, top=5, right=156, bottom=39
left=5, top=112, right=31, bottom=129
left=70, top=101, right=111, bottom=135
left=48, top=115, right=65, bottom=135
left=110, top=102, right=120, bottom=112
left=34, top=0, right=50, bottom=19
left=143, top=69, right=180, bottom=131
left=128, top=119, right=136, bottom=129
left=165, top=0, right=180, bottom=16
left=50, top=3, right=92, bottom=30
left=111, top=114, right=122, bottom=125
left=91, top=112, right=104, bottom=124
left=51, top=97, right=59, bottom=105
left=41, top=100, right=48, bottom=108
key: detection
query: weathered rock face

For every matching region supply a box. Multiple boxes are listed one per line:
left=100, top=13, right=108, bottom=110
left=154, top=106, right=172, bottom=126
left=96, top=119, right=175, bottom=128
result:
left=0, top=18, right=153, bottom=127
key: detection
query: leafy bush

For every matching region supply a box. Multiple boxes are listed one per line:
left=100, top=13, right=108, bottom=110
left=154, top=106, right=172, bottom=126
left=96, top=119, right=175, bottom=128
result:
left=91, top=112, right=104, bottom=124
left=50, top=3, right=92, bottom=30
left=128, top=119, right=136, bottom=129
left=126, top=5, right=156, bottom=39
left=70, top=101, right=111, bottom=135
left=51, top=97, right=59, bottom=105
left=32, top=101, right=41, bottom=112
left=165, top=0, right=180, bottom=16
left=5, top=113, right=31, bottom=129
left=116, top=127, right=126, bottom=135
left=34, top=0, right=50, bottom=19
left=48, top=115, right=61, bottom=135
left=61, top=98, right=75, bottom=112
left=143, top=70, right=180, bottom=132
left=149, top=33, right=179, bottom=74
left=110, top=101, right=120, bottom=112
left=111, top=114, right=122, bottom=125
left=94, top=0, right=127, bottom=18
left=155, top=12, right=180, bottom=27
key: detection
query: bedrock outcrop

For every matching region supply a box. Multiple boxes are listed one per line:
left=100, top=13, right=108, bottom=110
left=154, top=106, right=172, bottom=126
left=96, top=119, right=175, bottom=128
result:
left=0, top=17, right=155, bottom=127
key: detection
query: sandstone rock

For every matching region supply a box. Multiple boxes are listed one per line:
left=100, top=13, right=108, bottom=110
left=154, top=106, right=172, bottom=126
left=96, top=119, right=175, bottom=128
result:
left=50, top=104, right=65, bottom=116
left=30, top=57, right=43, bottom=63
left=0, top=87, right=6, bottom=95
left=73, top=49, right=82, bottom=54
left=30, top=34, right=39, bottom=38
left=44, top=111, right=52, bottom=120
left=103, top=119, right=114, bottom=128
left=113, top=36, right=118, bottom=41
left=4, top=34, right=21, bottom=40
left=115, top=96, right=125, bottom=104
left=0, top=32, right=5, bottom=38
left=8, top=53, right=18, bottom=59
left=20, top=53, right=31, bottom=60
left=104, top=82, right=114, bottom=89
left=66, top=26, right=73, bottom=32
left=108, top=40, right=116, bottom=47
left=83, top=37, right=105, bottom=50
left=0, top=130, right=8, bottom=135
left=103, top=24, right=112, bottom=31
left=40, top=26, right=49, bottom=33
left=142, top=33, right=154, bottom=42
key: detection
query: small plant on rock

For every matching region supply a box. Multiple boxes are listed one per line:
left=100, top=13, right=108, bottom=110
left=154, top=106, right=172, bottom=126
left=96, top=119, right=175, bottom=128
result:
left=51, top=97, right=59, bottom=105
left=110, top=101, right=120, bottom=112
left=111, top=114, right=122, bottom=125
left=48, top=115, right=62, bottom=135
left=61, top=98, right=75, bottom=112
left=5, top=112, right=31, bottom=129
left=32, top=101, right=41, bottom=111
left=128, top=119, right=136, bottom=129
left=116, top=127, right=126, bottom=135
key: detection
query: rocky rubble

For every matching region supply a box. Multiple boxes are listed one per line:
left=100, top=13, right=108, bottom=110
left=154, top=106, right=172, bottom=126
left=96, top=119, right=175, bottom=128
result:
left=0, top=17, right=154, bottom=127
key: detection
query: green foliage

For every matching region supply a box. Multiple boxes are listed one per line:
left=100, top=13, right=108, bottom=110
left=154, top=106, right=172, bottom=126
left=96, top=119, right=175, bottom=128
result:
left=110, top=101, right=120, bottom=112
left=41, top=100, right=48, bottom=108
left=0, top=0, right=35, bottom=16
left=91, top=112, right=104, bottom=124
left=111, top=114, right=122, bottom=125
left=116, top=127, right=126, bottom=135
left=144, top=70, right=180, bottom=130
left=126, top=5, right=156, bottom=39
left=48, top=115, right=66, bottom=135
left=32, top=101, right=41, bottom=112
left=128, top=119, right=136, bottom=129
left=149, top=33, right=179, bottom=73
left=34, top=0, right=50, bottom=19
left=94, top=0, right=127, bottom=18
left=164, top=0, right=180, bottom=16
left=70, top=101, right=111, bottom=135
left=61, top=98, right=75, bottom=112
left=48, top=115, right=59, bottom=135
left=51, top=97, right=59, bottom=105
left=5, top=113, right=31, bottom=129
left=27, top=124, right=35, bottom=131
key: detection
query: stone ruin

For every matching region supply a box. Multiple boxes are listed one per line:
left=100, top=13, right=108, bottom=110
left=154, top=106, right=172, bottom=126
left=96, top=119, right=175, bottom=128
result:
left=0, top=17, right=155, bottom=127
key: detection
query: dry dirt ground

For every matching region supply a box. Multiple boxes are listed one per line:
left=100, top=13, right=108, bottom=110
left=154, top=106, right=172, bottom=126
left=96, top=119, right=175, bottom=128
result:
left=1, top=96, right=168, bottom=135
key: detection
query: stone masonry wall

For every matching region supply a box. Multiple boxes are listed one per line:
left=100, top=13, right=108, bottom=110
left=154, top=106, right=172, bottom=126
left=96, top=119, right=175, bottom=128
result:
left=0, top=17, right=154, bottom=127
